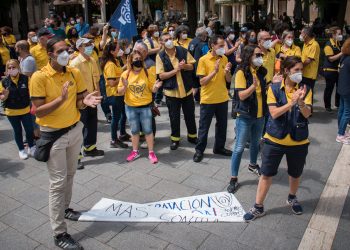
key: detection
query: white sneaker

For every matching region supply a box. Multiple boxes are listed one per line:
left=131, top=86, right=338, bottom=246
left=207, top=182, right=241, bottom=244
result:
left=336, top=135, right=350, bottom=145
left=19, top=150, right=29, bottom=160
left=27, top=146, right=36, bottom=157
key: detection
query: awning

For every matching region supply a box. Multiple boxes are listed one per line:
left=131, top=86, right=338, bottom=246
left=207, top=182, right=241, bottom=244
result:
left=53, top=0, right=83, bottom=5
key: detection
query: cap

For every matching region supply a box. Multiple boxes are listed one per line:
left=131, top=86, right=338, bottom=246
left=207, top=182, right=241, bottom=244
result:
left=225, top=28, right=235, bottom=35
left=76, top=38, right=92, bottom=48
left=37, top=27, right=54, bottom=38
left=240, top=27, right=248, bottom=33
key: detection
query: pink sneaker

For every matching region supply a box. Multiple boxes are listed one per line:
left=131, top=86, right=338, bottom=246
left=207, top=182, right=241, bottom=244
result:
left=148, top=151, right=158, bottom=164
left=336, top=135, right=350, bottom=145
left=345, top=131, right=350, bottom=138
left=126, top=150, right=140, bottom=162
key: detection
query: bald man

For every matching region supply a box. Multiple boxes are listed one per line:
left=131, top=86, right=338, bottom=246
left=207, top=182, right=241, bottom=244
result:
left=15, top=40, right=37, bottom=77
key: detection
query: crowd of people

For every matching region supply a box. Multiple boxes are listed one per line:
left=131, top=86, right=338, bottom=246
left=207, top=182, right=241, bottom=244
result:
left=1, top=14, right=350, bottom=250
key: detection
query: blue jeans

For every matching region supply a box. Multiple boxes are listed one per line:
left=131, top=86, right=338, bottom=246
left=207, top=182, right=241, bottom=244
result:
left=107, top=96, right=124, bottom=141
left=230, top=116, right=264, bottom=177
left=125, top=105, right=153, bottom=135
left=338, top=95, right=350, bottom=135
left=7, top=112, right=34, bottom=150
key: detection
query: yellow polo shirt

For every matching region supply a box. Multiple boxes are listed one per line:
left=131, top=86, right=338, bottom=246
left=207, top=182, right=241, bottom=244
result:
left=301, top=38, right=320, bottom=80
left=29, top=64, right=87, bottom=128
left=235, top=68, right=263, bottom=118
left=279, top=44, right=302, bottom=57
left=324, top=39, right=340, bottom=72
left=30, top=44, right=48, bottom=70
left=118, top=69, right=155, bottom=107
left=264, top=80, right=312, bottom=146
left=196, top=52, right=230, bottom=104
left=94, top=36, right=103, bottom=58
left=0, top=75, right=30, bottom=116
left=174, top=38, right=192, bottom=49
left=103, top=60, right=123, bottom=97
left=0, top=45, right=10, bottom=65
left=156, top=50, right=196, bottom=98
left=29, top=42, right=37, bottom=50
left=69, top=53, right=100, bottom=93
left=262, top=48, right=275, bottom=83
left=144, top=37, right=161, bottom=50
left=2, top=34, right=16, bottom=46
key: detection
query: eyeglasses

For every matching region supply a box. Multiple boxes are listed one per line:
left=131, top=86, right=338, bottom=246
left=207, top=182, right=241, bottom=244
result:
left=255, top=53, right=263, bottom=57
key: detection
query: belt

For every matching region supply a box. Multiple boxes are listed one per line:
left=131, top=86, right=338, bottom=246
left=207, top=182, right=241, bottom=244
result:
left=323, top=68, right=338, bottom=72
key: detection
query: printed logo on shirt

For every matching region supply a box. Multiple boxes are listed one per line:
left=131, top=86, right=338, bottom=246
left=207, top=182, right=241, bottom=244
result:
left=128, top=83, right=146, bottom=97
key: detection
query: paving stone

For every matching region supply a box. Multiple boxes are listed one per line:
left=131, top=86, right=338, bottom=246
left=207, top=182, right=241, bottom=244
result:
left=191, top=222, right=248, bottom=240
left=79, top=236, right=114, bottom=250
left=1, top=205, right=48, bottom=234
left=182, top=174, right=226, bottom=193
left=107, top=228, right=168, bottom=250
left=0, top=177, right=32, bottom=196
left=73, top=170, right=100, bottom=185
left=84, top=175, right=129, bottom=196
left=71, top=183, right=96, bottom=203
left=179, top=161, right=221, bottom=177
left=149, top=164, right=191, bottom=183
left=333, top=228, right=350, bottom=250
left=13, top=186, right=48, bottom=210
left=150, top=223, right=209, bottom=250
left=78, top=192, right=115, bottom=209
left=165, top=244, right=186, bottom=250
left=2, top=164, right=42, bottom=182
left=89, top=163, right=130, bottom=180
left=0, top=220, right=8, bottom=233
left=34, top=245, right=50, bottom=250
left=0, top=193, right=22, bottom=217
left=123, top=222, right=160, bottom=234
left=0, top=227, right=40, bottom=250
left=115, top=185, right=164, bottom=204
left=150, top=180, right=197, bottom=198
left=273, top=214, right=309, bottom=239
left=118, top=170, right=161, bottom=190
left=200, top=234, right=254, bottom=250
left=25, top=171, right=49, bottom=191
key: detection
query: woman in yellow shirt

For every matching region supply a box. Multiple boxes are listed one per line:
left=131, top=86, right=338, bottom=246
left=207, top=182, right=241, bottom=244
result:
left=228, top=45, right=267, bottom=193
left=174, top=25, right=192, bottom=49
left=277, top=30, right=302, bottom=59
left=0, top=38, right=11, bottom=76
left=244, top=56, right=312, bottom=221
left=101, top=42, right=128, bottom=148
left=0, top=59, right=34, bottom=160
left=65, top=27, right=79, bottom=55
left=118, top=51, right=162, bottom=164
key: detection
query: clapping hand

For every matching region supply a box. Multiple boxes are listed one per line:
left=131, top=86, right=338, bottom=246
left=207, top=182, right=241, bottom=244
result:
left=154, top=79, right=163, bottom=89
left=83, top=91, right=103, bottom=108
left=1, top=87, right=9, bottom=100
left=225, top=62, right=232, bottom=73
left=178, top=59, right=186, bottom=71
left=214, top=59, right=220, bottom=73
left=122, top=77, right=128, bottom=87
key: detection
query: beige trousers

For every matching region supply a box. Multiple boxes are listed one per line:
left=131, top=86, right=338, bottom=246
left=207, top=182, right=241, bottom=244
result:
left=44, top=122, right=83, bottom=236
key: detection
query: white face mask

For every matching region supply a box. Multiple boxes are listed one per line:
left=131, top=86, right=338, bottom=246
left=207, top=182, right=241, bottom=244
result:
left=117, top=49, right=124, bottom=57
left=153, top=31, right=160, bottom=38
left=229, top=34, right=235, bottom=41
left=285, top=39, right=293, bottom=47
left=299, top=35, right=304, bottom=42
left=31, top=36, right=38, bottom=43
left=56, top=51, right=70, bottom=66
left=70, top=20, right=75, bottom=25
left=289, top=72, right=303, bottom=84
left=169, top=31, right=175, bottom=38
left=165, top=40, right=174, bottom=49
left=8, top=68, right=19, bottom=77
left=124, top=47, right=131, bottom=54
left=206, top=27, right=213, bottom=37
left=215, top=47, right=225, bottom=56
left=252, top=57, right=264, bottom=67
left=84, top=45, right=94, bottom=56
left=263, top=40, right=272, bottom=49
left=181, top=34, right=188, bottom=40
left=336, top=35, right=343, bottom=42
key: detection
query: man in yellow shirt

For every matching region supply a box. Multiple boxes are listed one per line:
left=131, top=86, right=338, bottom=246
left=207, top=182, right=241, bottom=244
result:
left=30, top=37, right=101, bottom=249
left=257, top=31, right=275, bottom=84
left=30, top=27, right=54, bottom=70
left=194, top=35, right=232, bottom=162
left=27, top=31, right=38, bottom=49
left=300, top=27, right=320, bottom=107
left=156, top=32, right=198, bottom=150
left=70, top=38, right=104, bottom=158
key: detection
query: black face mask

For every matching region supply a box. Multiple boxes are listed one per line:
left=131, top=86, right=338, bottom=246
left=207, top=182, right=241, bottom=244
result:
left=249, top=37, right=257, bottom=44
left=132, top=60, right=143, bottom=68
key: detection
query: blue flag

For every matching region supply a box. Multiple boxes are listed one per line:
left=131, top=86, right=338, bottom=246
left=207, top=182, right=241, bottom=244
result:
left=109, top=0, right=137, bottom=42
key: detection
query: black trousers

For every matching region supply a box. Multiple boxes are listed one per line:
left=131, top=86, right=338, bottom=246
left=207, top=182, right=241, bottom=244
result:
left=165, top=94, right=197, bottom=141
left=323, top=71, right=340, bottom=108
left=196, top=101, right=228, bottom=153
left=80, top=106, right=98, bottom=148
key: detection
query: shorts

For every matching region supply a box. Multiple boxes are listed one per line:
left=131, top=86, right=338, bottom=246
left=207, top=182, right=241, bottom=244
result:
left=260, top=140, right=309, bottom=178
left=125, top=105, right=153, bottom=135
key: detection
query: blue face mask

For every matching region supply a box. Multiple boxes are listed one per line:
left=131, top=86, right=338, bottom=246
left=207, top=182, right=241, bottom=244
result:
left=84, top=45, right=94, bottom=56
left=111, top=31, right=117, bottom=38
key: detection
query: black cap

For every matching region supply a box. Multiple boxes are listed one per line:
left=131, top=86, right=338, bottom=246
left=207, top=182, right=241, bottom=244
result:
left=37, top=27, right=54, bottom=38
left=240, top=27, right=248, bottom=33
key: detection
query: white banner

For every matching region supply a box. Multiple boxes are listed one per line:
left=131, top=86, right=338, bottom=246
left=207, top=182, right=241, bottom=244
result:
left=79, top=192, right=245, bottom=223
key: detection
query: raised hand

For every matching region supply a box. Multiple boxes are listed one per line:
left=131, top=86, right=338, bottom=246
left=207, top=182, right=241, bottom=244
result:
left=252, top=76, right=259, bottom=88
left=1, top=88, right=9, bottom=100
left=61, top=81, right=70, bottom=102
left=83, top=91, right=103, bottom=108
left=154, top=79, right=163, bottom=88
left=214, top=59, right=220, bottom=73
left=272, top=73, right=283, bottom=83
left=225, top=62, right=232, bottom=73
left=122, top=77, right=128, bottom=87
left=178, top=59, right=186, bottom=70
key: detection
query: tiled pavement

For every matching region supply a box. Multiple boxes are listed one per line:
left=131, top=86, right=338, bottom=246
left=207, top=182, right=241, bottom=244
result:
left=0, top=79, right=346, bottom=250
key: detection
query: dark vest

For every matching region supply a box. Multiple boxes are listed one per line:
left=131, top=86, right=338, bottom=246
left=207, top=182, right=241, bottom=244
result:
left=266, top=82, right=310, bottom=141
left=234, top=67, right=268, bottom=118
left=338, top=55, right=350, bottom=96
left=225, top=40, right=237, bottom=74
left=323, top=39, right=341, bottom=70
left=158, top=46, right=193, bottom=93
left=146, top=37, right=156, bottom=61
left=1, top=74, right=30, bottom=109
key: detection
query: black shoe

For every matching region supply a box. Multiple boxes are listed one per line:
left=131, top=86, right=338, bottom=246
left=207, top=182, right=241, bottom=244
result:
left=213, top=148, right=232, bottom=156
left=248, top=164, right=261, bottom=177
left=325, top=107, right=333, bottom=113
left=54, top=232, right=84, bottom=250
left=170, top=141, right=179, bottom=150
left=83, top=148, right=104, bottom=157
left=119, top=133, right=131, bottom=142
left=227, top=178, right=239, bottom=193
left=110, top=139, right=128, bottom=148
left=231, top=112, right=237, bottom=119
left=193, top=151, right=203, bottom=162
left=77, top=160, right=84, bottom=170
left=64, top=208, right=81, bottom=221
left=187, top=137, right=198, bottom=145
left=106, top=113, right=112, bottom=124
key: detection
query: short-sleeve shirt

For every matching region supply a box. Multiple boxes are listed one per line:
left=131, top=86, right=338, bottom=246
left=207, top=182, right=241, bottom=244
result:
left=279, top=44, right=302, bottom=57
left=262, top=48, right=275, bottom=83
left=30, top=44, right=49, bottom=70
left=174, top=38, right=193, bottom=49
left=29, top=64, right=87, bottom=128
left=264, top=80, right=312, bottom=146
left=20, top=55, right=37, bottom=75
left=301, top=38, right=320, bottom=80
left=235, top=68, right=263, bottom=118
left=118, top=69, right=154, bottom=107
left=144, top=37, right=161, bottom=50
left=196, top=52, right=230, bottom=104
left=2, top=34, right=16, bottom=46
left=324, top=38, right=340, bottom=56
left=103, top=60, right=123, bottom=97
left=156, top=50, right=196, bottom=98
left=0, top=45, right=10, bottom=66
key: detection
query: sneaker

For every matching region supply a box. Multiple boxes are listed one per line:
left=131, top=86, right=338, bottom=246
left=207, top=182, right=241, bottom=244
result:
left=126, top=150, right=140, bottom=162
left=148, top=151, right=158, bottom=164
left=286, top=196, right=303, bottom=215
left=106, top=113, right=112, bottom=124
left=64, top=208, right=81, bottom=221
left=325, top=107, right=333, bottom=113
left=119, top=133, right=131, bottom=142
left=83, top=148, right=104, bottom=157
left=243, top=205, right=266, bottom=222
left=27, top=146, right=36, bottom=157
left=227, top=178, right=239, bottom=193
left=110, top=139, right=128, bottom=148
left=19, top=150, right=28, bottom=160
left=77, top=160, right=84, bottom=170
left=54, top=232, right=83, bottom=250
left=336, top=135, right=350, bottom=145
left=248, top=164, right=261, bottom=177
left=345, top=131, right=350, bottom=138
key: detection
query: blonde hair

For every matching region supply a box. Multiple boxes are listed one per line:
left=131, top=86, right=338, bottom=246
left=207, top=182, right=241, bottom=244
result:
left=5, top=59, right=21, bottom=74
left=325, top=26, right=341, bottom=38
